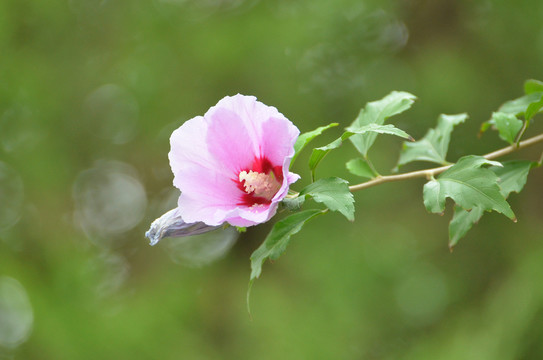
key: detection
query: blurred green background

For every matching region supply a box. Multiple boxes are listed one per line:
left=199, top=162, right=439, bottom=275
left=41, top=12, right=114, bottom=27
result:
left=1, top=0, right=543, bottom=359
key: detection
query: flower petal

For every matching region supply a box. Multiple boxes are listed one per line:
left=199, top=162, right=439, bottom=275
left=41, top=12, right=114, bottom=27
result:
left=169, top=116, right=243, bottom=225
left=261, top=116, right=300, bottom=168
left=216, top=202, right=279, bottom=227
left=166, top=94, right=300, bottom=228
left=206, top=106, right=258, bottom=173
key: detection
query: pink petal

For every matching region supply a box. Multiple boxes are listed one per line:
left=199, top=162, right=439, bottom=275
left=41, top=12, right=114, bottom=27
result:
left=205, top=106, right=258, bottom=174
left=168, top=94, right=300, bottom=227
left=261, top=117, right=300, bottom=168
left=169, top=117, right=241, bottom=214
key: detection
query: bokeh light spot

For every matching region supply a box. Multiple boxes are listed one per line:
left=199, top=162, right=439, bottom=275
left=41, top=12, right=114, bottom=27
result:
left=0, top=277, right=33, bottom=349
left=82, top=84, right=139, bottom=145
left=73, top=160, right=147, bottom=246
left=163, top=226, right=239, bottom=268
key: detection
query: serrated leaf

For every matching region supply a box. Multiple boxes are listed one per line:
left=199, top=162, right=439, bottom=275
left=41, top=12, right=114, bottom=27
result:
left=422, top=155, right=515, bottom=220
left=525, top=96, right=543, bottom=121
left=491, top=160, right=535, bottom=197
left=347, top=123, right=414, bottom=141
left=299, top=177, right=354, bottom=221
left=498, top=92, right=543, bottom=117
left=448, top=160, right=534, bottom=248
left=291, top=123, right=339, bottom=167
left=492, top=112, right=523, bottom=144
left=308, top=133, right=349, bottom=180
left=349, top=91, right=416, bottom=156
left=524, top=79, right=543, bottom=94
left=309, top=124, right=413, bottom=180
left=346, top=158, right=377, bottom=179
left=482, top=83, right=543, bottom=135
left=449, top=206, right=484, bottom=249
left=397, top=113, right=467, bottom=168
left=249, top=209, right=324, bottom=281
left=423, top=180, right=443, bottom=213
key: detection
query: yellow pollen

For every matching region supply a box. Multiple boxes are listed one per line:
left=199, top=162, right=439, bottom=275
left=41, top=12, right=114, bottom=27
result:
left=239, top=170, right=281, bottom=201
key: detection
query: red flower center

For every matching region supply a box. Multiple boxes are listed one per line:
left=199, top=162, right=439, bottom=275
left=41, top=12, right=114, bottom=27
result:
left=237, top=157, right=283, bottom=207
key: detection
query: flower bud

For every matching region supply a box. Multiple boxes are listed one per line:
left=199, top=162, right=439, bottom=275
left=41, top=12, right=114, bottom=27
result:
left=145, top=208, right=220, bottom=246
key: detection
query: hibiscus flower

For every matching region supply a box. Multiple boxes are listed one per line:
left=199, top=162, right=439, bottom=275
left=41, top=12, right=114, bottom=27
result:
left=168, top=94, right=300, bottom=228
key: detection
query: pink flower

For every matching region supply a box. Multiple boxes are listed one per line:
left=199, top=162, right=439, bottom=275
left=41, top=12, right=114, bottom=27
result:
left=168, top=94, right=300, bottom=227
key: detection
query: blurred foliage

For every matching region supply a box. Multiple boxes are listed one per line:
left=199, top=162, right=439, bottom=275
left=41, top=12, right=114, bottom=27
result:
left=1, top=0, right=543, bottom=359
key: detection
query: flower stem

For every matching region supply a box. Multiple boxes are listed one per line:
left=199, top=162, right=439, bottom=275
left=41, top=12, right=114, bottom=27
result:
left=514, top=120, right=528, bottom=146
left=348, top=132, right=543, bottom=192
left=364, top=156, right=381, bottom=177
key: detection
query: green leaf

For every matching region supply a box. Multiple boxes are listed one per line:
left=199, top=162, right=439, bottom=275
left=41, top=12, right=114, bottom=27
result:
left=481, top=84, right=543, bottom=135
left=449, top=206, right=484, bottom=249
left=491, top=112, right=523, bottom=144
left=349, top=91, right=416, bottom=156
left=298, top=177, right=354, bottom=221
left=291, top=123, right=339, bottom=167
left=422, top=180, right=443, bottom=214
left=524, top=79, right=543, bottom=94
left=498, top=92, right=543, bottom=117
left=396, top=113, right=467, bottom=168
left=346, top=158, right=377, bottom=179
left=309, top=124, right=413, bottom=180
left=447, top=160, right=534, bottom=248
left=422, top=155, right=515, bottom=220
left=347, top=123, right=414, bottom=141
left=308, top=133, right=349, bottom=181
left=525, top=96, right=543, bottom=121
left=491, top=160, right=535, bottom=197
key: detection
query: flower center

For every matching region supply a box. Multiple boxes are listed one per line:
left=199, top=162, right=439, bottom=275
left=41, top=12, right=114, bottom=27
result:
left=239, top=170, right=282, bottom=201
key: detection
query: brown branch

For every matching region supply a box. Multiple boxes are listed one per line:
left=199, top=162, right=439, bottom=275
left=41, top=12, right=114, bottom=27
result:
left=348, top=133, right=543, bottom=192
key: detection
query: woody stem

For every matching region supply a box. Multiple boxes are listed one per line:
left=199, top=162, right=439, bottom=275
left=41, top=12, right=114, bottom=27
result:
left=348, top=132, right=543, bottom=192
